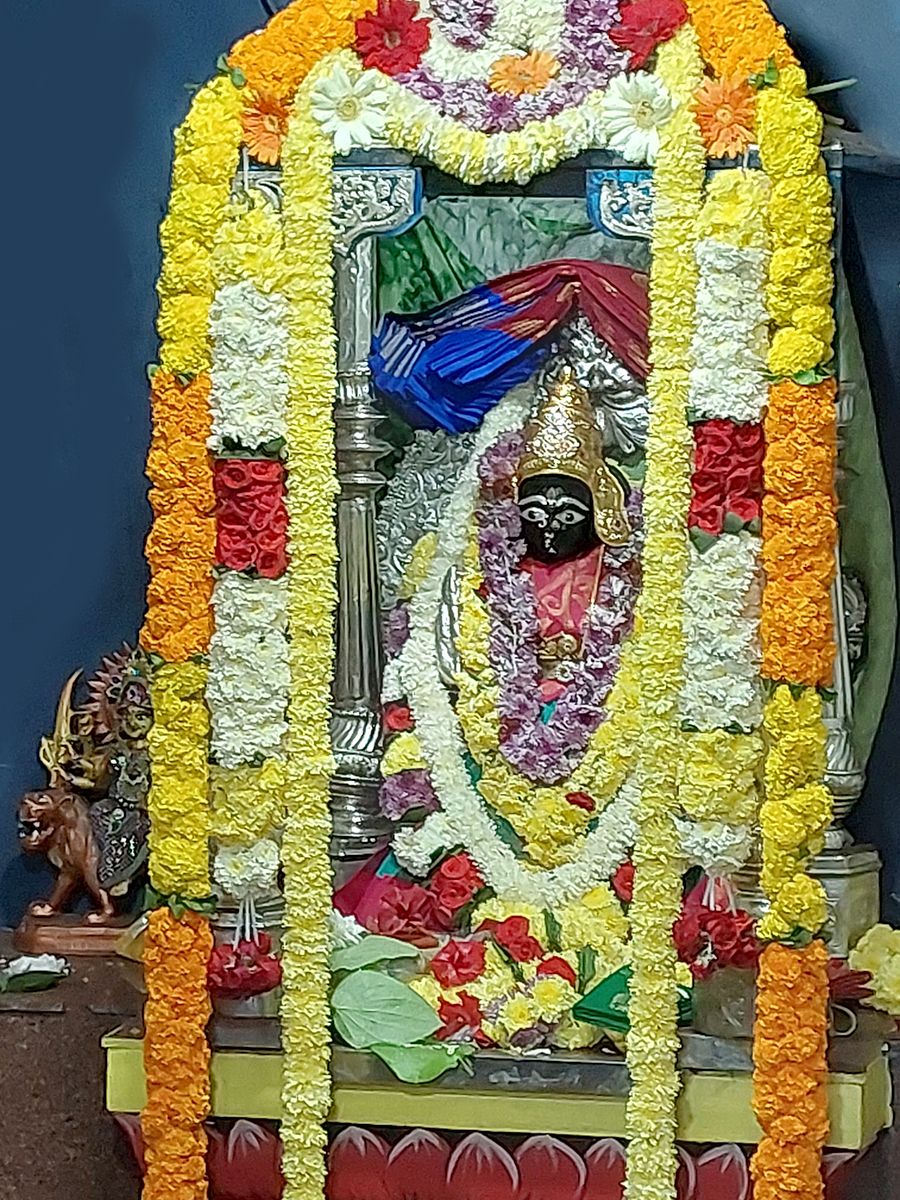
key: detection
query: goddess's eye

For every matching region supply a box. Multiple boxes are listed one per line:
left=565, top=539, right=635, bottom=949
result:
left=520, top=503, right=549, bottom=526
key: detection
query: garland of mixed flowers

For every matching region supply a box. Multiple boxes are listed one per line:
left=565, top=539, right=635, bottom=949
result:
left=139, top=2, right=844, bottom=1198
left=140, top=71, right=244, bottom=1200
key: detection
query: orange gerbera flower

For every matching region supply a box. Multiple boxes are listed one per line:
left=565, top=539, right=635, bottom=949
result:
left=489, top=50, right=560, bottom=97
left=242, top=92, right=290, bottom=165
left=694, top=76, right=755, bottom=159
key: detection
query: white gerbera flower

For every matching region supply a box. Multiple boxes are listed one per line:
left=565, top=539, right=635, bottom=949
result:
left=310, top=64, right=389, bottom=155
left=601, top=72, right=674, bottom=165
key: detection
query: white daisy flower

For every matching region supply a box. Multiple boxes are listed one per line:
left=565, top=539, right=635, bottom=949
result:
left=310, top=64, right=389, bottom=155
left=601, top=72, right=674, bottom=165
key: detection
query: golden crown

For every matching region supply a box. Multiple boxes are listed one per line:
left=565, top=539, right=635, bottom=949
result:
left=517, top=366, right=631, bottom=546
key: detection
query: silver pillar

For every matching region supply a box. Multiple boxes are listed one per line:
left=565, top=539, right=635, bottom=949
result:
left=330, top=165, right=422, bottom=877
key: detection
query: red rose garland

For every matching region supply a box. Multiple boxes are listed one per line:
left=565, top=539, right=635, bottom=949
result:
left=689, top=420, right=765, bottom=536
left=214, top=458, right=289, bottom=578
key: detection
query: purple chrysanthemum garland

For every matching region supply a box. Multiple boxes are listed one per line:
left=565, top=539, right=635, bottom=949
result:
left=395, top=0, right=628, bottom=134
left=380, top=767, right=440, bottom=821
left=476, top=429, right=643, bottom=786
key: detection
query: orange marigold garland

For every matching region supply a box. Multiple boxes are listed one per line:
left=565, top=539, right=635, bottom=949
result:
left=142, top=372, right=217, bottom=662
left=142, top=909, right=214, bottom=1200
left=229, top=0, right=368, bottom=102
left=680, top=0, right=796, bottom=81
left=760, top=379, right=837, bottom=686
left=752, top=941, right=830, bottom=1200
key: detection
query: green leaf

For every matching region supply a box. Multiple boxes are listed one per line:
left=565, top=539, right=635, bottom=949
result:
left=722, top=511, right=746, bottom=536
left=230, top=67, right=247, bottom=88
left=330, top=936, right=419, bottom=974
left=543, top=909, right=562, bottom=954
left=749, top=57, right=780, bottom=91
left=145, top=363, right=160, bottom=382
left=577, top=946, right=598, bottom=994
left=331, top=971, right=440, bottom=1049
left=369, top=1042, right=474, bottom=1083
left=2, top=970, right=65, bottom=994
left=689, top=526, right=718, bottom=554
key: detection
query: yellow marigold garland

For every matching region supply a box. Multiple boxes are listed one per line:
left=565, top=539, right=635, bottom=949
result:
left=209, top=760, right=286, bottom=846
left=158, top=75, right=243, bottom=375
left=757, top=686, right=832, bottom=940
left=278, top=63, right=340, bottom=1200
left=624, top=27, right=705, bottom=1200
left=757, top=70, right=834, bottom=376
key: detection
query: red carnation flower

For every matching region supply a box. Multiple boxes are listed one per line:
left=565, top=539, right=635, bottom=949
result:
left=436, top=991, right=492, bottom=1045
left=207, top=934, right=282, bottom=1000
left=612, top=861, right=635, bottom=904
left=493, top=916, right=544, bottom=963
left=566, top=791, right=596, bottom=813
left=609, top=0, right=689, bottom=70
left=431, top=939, right=486, bottom=987
left=384, top=702, right=414, bottom=733
left=537, top=956, right=578, bottom=988
left=365, top=882, right=443, bottom=948
left=356, top=0, right=431, bottom=76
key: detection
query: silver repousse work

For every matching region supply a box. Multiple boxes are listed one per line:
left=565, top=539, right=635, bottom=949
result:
left=377, top=429, right=474, bottom=612
left=329, top=164, right=423, bottom=874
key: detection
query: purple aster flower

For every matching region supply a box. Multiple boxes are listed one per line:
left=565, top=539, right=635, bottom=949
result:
left=379, top=768, right=440, bottom=821
left=384, top=601, right=411, bottom=660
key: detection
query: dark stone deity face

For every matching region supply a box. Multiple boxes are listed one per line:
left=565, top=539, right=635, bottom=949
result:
left=518, top=473, right=598, bottom=564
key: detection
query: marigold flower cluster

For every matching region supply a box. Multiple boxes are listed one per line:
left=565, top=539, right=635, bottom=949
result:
left=751, top=941, right=830, bottom=1200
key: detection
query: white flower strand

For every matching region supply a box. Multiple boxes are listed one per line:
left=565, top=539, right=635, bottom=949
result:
left=209, top=279, right=290, bottom=449
left=680, top=532, right=762, bottom=731
left=397, top=388, right=638, bottom=908
left=688, top=239, right=769, bottom=423
left=208, top=574, right=291, bottom=768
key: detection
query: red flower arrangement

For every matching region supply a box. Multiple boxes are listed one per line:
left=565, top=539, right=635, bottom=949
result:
left=436, top=992, right=491, bottom=1045
left=612, top=861, right=635, bottom=904
left=355, top=0, right=431, bottom=76
left=365, top=881, right=450, bottom=948
left=689, top=420, right=765, bottom=538
left=566, top=790, right=596, bottom=813
left=214, top=458, right=289, bottom=578
left=537, top=956, right=578, bottom=987
left=384, top=701, right=414, bottom=733
left=207, top=933, right=282, bottom=999
left=609, top=0, right=689, bottom=69
left=489, top=916, right=545, bottom=964
left=430, top=853, right=485, bottom=914
left=674, top=906, right=760, bottom=981
left=431, top=939, right=486, bottom=987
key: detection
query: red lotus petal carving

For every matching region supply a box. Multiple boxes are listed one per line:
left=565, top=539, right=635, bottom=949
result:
left=583, top=1139, right=626, bottom=1200
left=112, top=1112, right=145, bottom=1176
left=327, top=1126, right=390, bottom=1200
left=694, top=1145, right=749, bottom=1200
left=515, top=1135, right=587, bottom=1200
left=676, top=1145, right=698, bottom=1200
left=207, top=1120, right=284, bottom=1200
left=385, top=1129, right=451, bottom=1200
left=446, top=1132, right=519, bottom=1200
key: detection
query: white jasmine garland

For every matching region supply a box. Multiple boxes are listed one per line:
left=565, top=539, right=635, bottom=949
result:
left=208, top=574, right=290, bottom=768
left=393, top=811, right=460, bottom=876
left=680, top=533, right=762, bottom=731
left=419, top=0, right=566, bottom=82
left=396, top=389, right=641, bottom=908
left=329, top=909, right=367, bottom=951
left=688, top=240, right=770, bottom=423
left=209, top=279, right=289, bottom=449
left=674, top=817, right=754, bottom=876
left=214, top=838, right=281, bottom=900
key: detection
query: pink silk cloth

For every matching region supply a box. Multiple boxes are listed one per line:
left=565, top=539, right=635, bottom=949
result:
left=520, top=545, right=605, bottom=702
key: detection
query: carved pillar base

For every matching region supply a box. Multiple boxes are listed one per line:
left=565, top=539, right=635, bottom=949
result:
left=735, top=843, right=881, bottom=958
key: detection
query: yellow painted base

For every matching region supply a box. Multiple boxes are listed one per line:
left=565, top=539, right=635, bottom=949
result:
left=103, top=1035, right=892, bottom=1151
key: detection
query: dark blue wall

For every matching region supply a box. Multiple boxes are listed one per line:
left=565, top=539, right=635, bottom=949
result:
left=0, top=1, right=897, bottom=925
